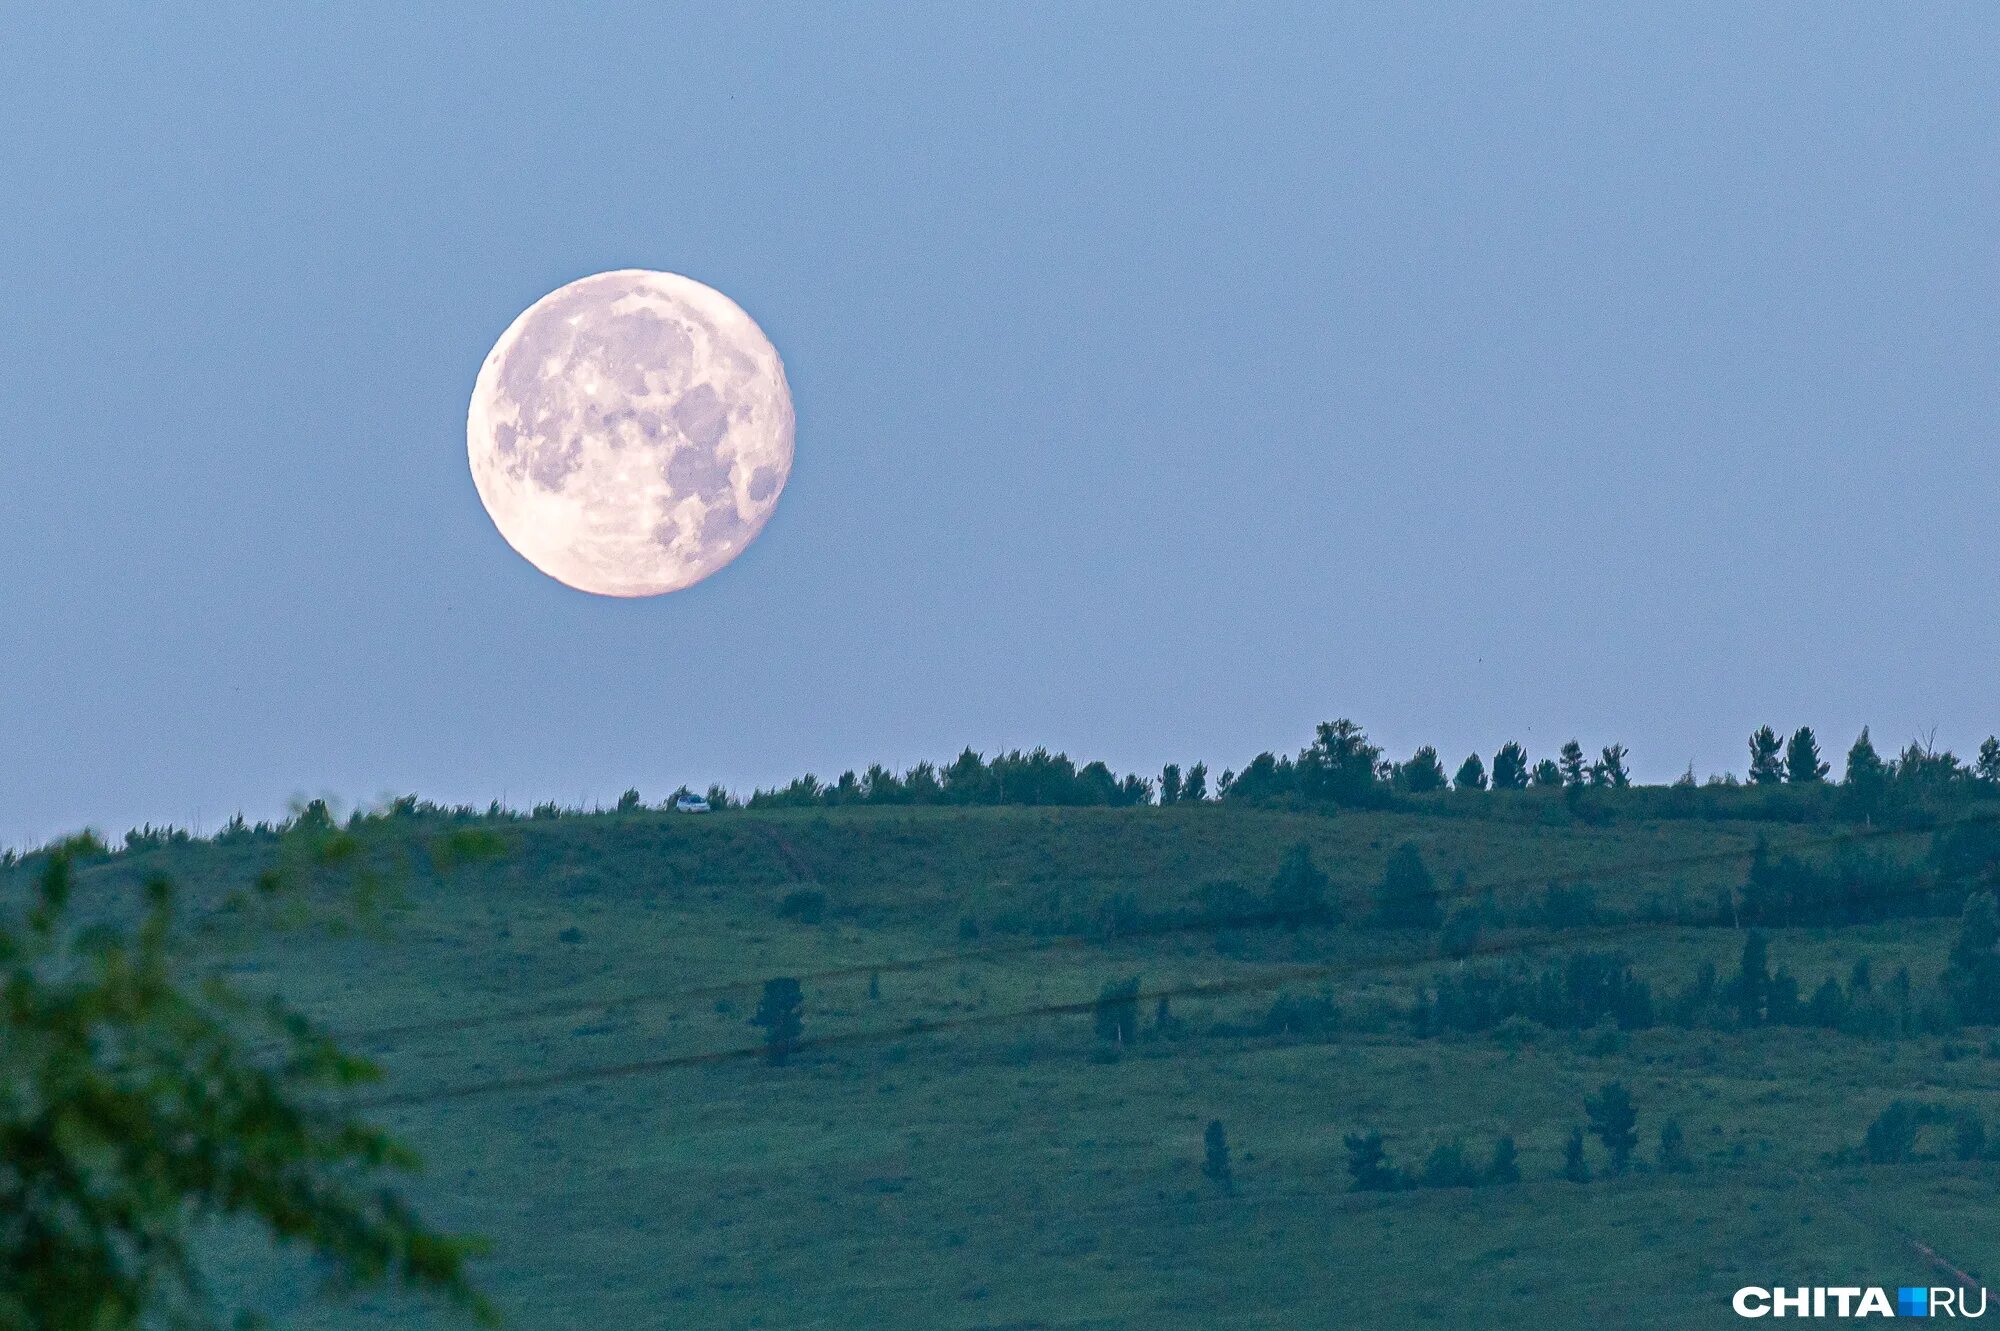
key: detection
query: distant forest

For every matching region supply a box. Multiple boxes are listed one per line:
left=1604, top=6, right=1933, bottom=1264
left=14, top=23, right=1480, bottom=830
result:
left=43, top=719, right=1999, bottom=867
left=736, top=720, right=2000, bottom=822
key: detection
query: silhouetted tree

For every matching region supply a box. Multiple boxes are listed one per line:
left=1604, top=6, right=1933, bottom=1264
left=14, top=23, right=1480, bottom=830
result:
left=1397, top=746, right=1449, bottom=794
left=752, top=977, right=805, bottom=1065
left=1863, top=1102, right=1920, bottom=1164
left=1561, top=1127, right=1592, bottom=1183
left=1421, top=1140, right=1481, bottom=1188
left=1491, top=742, right=1530, bottom=790
left=616, top=787, right=642, bottom=813
left=1595, top=744, right=1631, bottom=789
left=1785, top=727, right=1830, bottom=783
left=1486, top=1135, right=1521, bottom=1184
left=1727, top=932, right=1772, bottom=1027
left=1748, top=727, right=1784, bottom=785
left=1344, top=1130, right=1404, bottom=1191
left=1374, top=842, right=1441, bottom=929
left=1531, top=758, right=1564, bottom=787
left=1269, top=842, right=1334, bottom=925
left=1944, top=892, right=2000, bottom=1025
left=1094, top=976, right=1142, bottom=1045
left=1845, top=728, right=1887, bottom=807
left=1203, top=1119, right=1234, bottom=1193
left=1585, top=1083, right=1638, bottom=1174
left=1979, top=738, right=2000, bottom=786
left=1159, top=763, right=1183, bottom=806
left=1297, top=719, right=1384, bottom=806
left=1183, top=762, right=1209, bottom=802
left=1657, top=1119, right=1693, bottom=1173
left=1558, top=741, right=1588, bottom=787
left=1454, top=753, right=1488, bottom=792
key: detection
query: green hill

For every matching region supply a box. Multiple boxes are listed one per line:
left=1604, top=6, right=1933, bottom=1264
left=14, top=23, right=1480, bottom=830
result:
left=20, top=795, right=2000, bottom=1329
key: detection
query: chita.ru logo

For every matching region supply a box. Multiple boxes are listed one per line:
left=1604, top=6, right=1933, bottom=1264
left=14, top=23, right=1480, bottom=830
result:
left=1733, top=1285, right=1989, bottom=1318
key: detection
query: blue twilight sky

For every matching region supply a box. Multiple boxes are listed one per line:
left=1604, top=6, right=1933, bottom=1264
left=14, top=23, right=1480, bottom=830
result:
left=3, top=3, right=1997, bottom=844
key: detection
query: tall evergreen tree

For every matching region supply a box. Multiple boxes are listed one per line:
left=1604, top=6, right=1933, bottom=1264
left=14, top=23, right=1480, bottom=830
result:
left=1596, top=744, right=1631, bottom=789
left=1558, top=741, right=1588, bottom=787
left=1159, top=763, right=1183, bottom=806
left=1485, top=1135, right=1521, bottom=1184
left=1183, top=761, right=1209, bottom=801
left=1845, top=728, right=1887, bottom=799
left=1491, top=742, right=1530, bottom=790
left=1977, top=737, right=2000, bottom=785
left=1747, top=726, right=1785, bottom=785
left=1397, top=745, right=1449, bottom=794
left=1728, top=932, right=1772, bottom=1027
left=1584, top=1082, right=1639, bottom=1174
left=1268, top=842, right=1334, bottom=925
left=1531, top=758, right=1564, bottom=787
left=1944, top=892, right=2000, bottom=1025
left=1202, top=1120, right=1234, bottom=1193
left=1785, top=727, right=1829, bottom=783
left=1453, top=753, right=1488, bottom=792
left=1560, top=1127, right=1592, bottom=1183
left=1374, top=842, right=1442, bottom=929
left=1093, top=976, right=1143, bottom=1045
left=1297, top=719, right=1384, bottom=806
left=752, top=977, right=805, bottom=1065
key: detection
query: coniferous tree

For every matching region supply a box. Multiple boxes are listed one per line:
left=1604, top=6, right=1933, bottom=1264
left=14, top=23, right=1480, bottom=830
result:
left=1561, top=1127, right=1592, bottom=1183
left=1158, top=763, right=1183, bottom=806
left=752, top=977, right=805, bottom=1065
left=1374, top=842, right=1442, bottom=930
left=1398, top=746, right=1449, bottom=794
left=1268, top=842, right=1334, bottom=925
left=1485, top=1135, right=1521, bottom=1184
left=1453, top=753, right=1488, bottom=791
left=1558, top=741, right=1589, bottom=787
left=1943, top=892, right=2000, bottom=1025
left=1491, top=742, right=1530, bottom=790
left=1202, top=1120, right=1234, bottom=1193
left=1748, top=727, right=1785, bottom=785
left=1657, top=1119, right=1693, bottom=1173
left=1785, top=727, right=1830, bottom=783
left=1728, top=933, right=1772, bottom=1027
left=1977, top=738, right=2000, bottom=785
left=1531, top=758, right=1564, bottom=788
left=1421, top=1140, right=1481, bottom=1188
left=1585, top=1083, right=1639, bottom=1174
left=1596, top=744, right=1631, bottom=789
left=1183, top=762, right=1209, bottom=801
left=1845, top=728, right=1887, bottom=804
left=1093, top=976, right=1143, bottom=1045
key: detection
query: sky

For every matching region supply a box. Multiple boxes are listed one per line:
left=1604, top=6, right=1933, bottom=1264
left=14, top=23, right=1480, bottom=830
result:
left=3, top=3, right=1997, bottom=844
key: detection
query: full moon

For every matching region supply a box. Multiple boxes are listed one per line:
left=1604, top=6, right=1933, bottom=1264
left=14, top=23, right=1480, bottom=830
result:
left=467, top=269, right=794, bottom=597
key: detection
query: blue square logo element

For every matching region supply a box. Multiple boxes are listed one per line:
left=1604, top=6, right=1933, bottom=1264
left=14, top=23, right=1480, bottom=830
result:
left=1899, top=1287, right=1929, bottom=1318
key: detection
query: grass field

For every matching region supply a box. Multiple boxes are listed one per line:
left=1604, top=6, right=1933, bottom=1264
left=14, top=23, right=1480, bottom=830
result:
left=43, top=801, right=2000, bottom=1329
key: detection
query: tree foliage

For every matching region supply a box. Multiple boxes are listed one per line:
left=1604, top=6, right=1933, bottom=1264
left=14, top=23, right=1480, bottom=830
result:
left=0, top=850, right=493, bottom=1331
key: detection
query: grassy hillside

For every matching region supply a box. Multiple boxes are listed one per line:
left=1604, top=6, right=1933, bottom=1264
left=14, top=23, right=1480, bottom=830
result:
left=27, top=799, right=2000, bottom=1329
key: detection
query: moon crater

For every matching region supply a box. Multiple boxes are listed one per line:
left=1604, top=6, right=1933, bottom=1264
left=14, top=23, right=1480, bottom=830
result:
left=467, top=269, right=794, bottom=597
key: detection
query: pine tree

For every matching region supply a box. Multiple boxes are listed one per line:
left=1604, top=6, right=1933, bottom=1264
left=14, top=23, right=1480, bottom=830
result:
left=1748, top=727, right=1784, bottom=785
left=1977, top=737, right=2000, bottom=785
left=1202, top=1120, right=1234, bottom=1193
left=1531, top=758, right=1564, bottom=787
left=1596, top=744, right=1631, bottom=789
left=1728, top=932, right=1772, bottom=1027
left=1486, top=1135, right=1521, bottom=1184
left=1269, top=842, right=1334, bottom=924
left=1585, top=1083, right=1639, bottom=1174
left=1561, top=1127, right=1592, bottom=1183
left=1159, top=763, right=1183, bottom=805
left=1845, top=728, right=1887, bottom=803
left=1558, top=741, right=1588, bottom=787
left=1374, top=842, right=1442, bottom=930
left=1093, top=976, right=1143, bottom=1045
left=1657, top=1119, right=1693, bottom=1173
left=1943, top=892, right=2000, bottom=1025
left=1491, top=742, right=1530, bottom=790
left=1344, top=1130, right=1404, bottom=1192
left=1398, top=746, right=1449, bottom=794
left=752, top=977, right=805, bottom=1065
left=1183, top=761, right=1209, bottom=801
left=1785, top=727, right=1829, bottom=783
left=1454, top=753, right=1488, bottom=791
